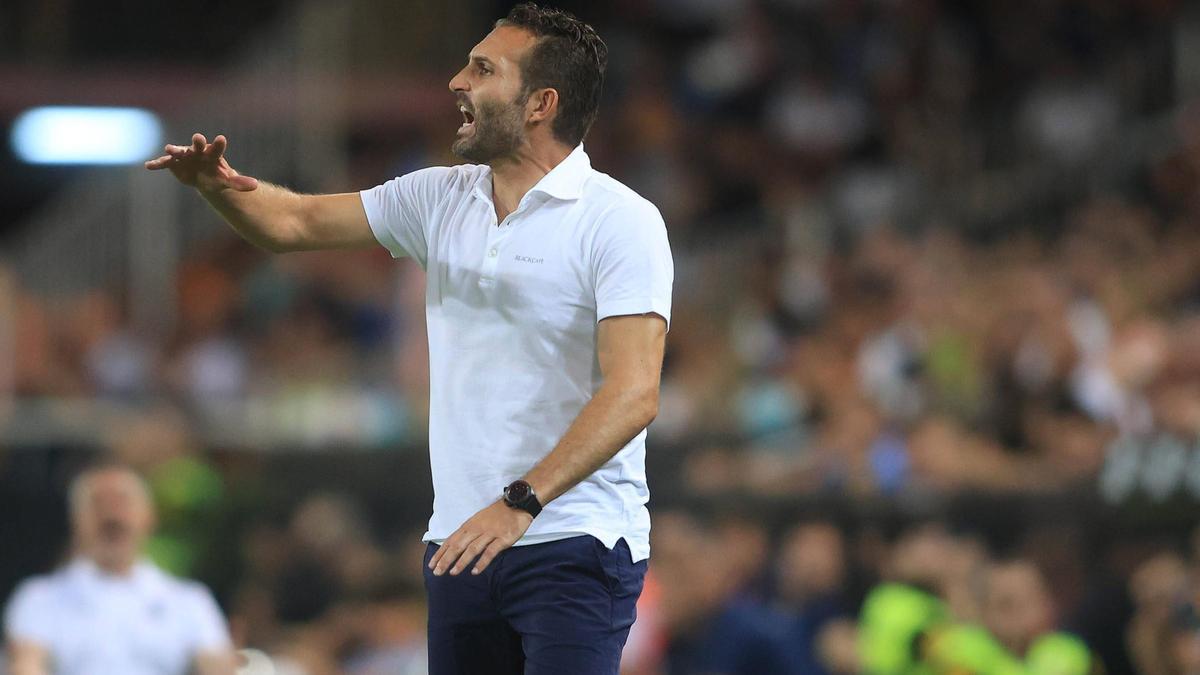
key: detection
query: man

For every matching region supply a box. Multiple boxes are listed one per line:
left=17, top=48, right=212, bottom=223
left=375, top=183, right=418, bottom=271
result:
left=650, top=511, right=791, bottom=675
left=775, top=520, right=852, bottom=674
left=4, top=462, right=236, bottom=675
left=977, top=559, right=1097, bottom=674
left=919, top=559, right=1100, bottom=674
left=145, top=4, right=672, bottom=674
left=858, top=524, right=959, bottom=675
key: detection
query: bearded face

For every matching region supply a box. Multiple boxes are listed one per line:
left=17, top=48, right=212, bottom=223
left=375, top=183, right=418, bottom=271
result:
left=452, top=90, right=529, bottom=164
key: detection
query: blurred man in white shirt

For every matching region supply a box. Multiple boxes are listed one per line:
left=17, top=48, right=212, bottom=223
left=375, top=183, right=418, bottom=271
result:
left=4, top=462, right=236, bottom=675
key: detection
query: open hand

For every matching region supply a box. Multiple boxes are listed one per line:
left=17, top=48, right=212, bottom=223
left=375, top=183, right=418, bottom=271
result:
left=145, top=133, right=258, bottom=193
left=428, top=501, right=533, bottom=576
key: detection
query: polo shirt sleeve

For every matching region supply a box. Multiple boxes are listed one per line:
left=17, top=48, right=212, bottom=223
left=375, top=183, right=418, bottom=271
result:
left=183, top=583, right=232, bottom=652
left=4, top=579, right=54, bottom=645
left=590, top=199, right=674, bottom=330
left=359, top=166, right=455, bottom=268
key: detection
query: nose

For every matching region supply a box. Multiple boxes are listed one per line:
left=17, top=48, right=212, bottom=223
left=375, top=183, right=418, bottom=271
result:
left=449, top=67, right=469, bottom=94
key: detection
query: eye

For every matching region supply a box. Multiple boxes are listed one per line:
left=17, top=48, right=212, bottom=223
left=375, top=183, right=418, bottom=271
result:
left=478, top=64, right=492, bottom=75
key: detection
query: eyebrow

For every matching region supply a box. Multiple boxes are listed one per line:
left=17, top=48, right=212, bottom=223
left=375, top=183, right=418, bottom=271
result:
left=469, top=55, right=495, bottom=67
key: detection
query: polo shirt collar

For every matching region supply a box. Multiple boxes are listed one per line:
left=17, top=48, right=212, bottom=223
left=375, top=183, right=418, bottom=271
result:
left=471, top=144, right=591, bottom=203
left=528, top=144, right=590, bottom=200
left=68, top=556, right=163, bottom=590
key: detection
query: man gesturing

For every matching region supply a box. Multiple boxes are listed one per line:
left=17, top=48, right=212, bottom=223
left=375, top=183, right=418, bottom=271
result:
left=147, top=4, right=672, bottom=674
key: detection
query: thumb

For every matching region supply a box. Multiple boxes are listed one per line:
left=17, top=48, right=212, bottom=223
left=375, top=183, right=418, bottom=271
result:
left=228, top=174, right=259, bottom=192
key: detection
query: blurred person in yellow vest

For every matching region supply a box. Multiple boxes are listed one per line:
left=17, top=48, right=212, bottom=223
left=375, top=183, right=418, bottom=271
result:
left=924, top=559, right=1101, bottom=675
left=859, top=523, right=964, bottom=675
left=3, top=461, right=236, bottom=675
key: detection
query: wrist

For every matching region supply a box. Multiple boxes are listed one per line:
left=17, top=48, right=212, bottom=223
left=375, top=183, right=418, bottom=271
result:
left=196, top=184, right=230, bottom=201
left=198, top=179, right=241, bottom=197
left=502, top=479, right=542, bottom=519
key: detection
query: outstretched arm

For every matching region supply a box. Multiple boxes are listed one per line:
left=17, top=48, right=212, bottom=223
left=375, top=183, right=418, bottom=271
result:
left=146, top=133, right=375, bottom=253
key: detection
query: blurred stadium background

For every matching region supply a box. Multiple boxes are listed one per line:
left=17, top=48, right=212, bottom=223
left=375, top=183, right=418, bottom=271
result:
left=3, top=0, right=1200, bottom=673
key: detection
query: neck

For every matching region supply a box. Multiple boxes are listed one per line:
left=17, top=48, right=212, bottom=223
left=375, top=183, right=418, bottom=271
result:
left=82, top=551, right=137, bottom=576
left=488, top=139, right=572, bottom=221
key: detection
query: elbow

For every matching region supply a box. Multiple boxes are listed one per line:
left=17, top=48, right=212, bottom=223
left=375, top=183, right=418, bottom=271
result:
left=257, top=238, right=290, bottom=254
left=633, top=385, right=659, bottom=429
left=265, top=236, right=306, bottom=254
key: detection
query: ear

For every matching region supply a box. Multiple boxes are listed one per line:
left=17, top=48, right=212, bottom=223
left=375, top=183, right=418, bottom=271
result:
left=525, top=87, right=559, bottom=126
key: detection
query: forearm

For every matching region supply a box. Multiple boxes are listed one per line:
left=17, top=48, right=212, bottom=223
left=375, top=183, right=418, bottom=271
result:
left=194, top=649, right=238, bottom=675
left=199, top=182, right=309, bottom=253
left=523, top=381, right=658, bottom=505
left=7, top=641, right=50, bottom=675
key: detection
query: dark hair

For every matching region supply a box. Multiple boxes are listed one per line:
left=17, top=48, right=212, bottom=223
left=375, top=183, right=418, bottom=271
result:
left=497, top=3, right=608, bottom=147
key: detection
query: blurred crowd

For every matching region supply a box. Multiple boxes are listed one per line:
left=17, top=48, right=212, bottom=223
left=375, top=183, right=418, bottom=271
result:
left=4, top=0, right=1200, bottom=490
left=626, top=508, right=1200, bottom=675
left=4, top=0, right=1200, bottom=674
left=13, top=418, right=1200, bottom=675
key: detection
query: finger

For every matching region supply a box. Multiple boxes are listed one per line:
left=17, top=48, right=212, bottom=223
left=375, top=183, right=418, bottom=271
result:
left=429, top=537, right=454, bottom=570
left=433, top=537, right=466, bottom=576
left=144, top=155, right=174, bottom=169
left=208, top=134, right=227, bottom=157
left=472, top=539, right=508, bottom=575
left=192, top=133, right=207, bottom=152
left=229, top=174, right=259, bottom=192
left=450, top=536, right=494, bottom=576
left=433, top=533, right=480, bottom=576
left=166, top=145, right=190, bottom=158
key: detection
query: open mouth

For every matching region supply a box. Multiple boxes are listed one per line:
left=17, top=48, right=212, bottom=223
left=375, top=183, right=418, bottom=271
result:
left=100, top=520, right=130, bottom=542
left=459, top=104, right=476, bottom=131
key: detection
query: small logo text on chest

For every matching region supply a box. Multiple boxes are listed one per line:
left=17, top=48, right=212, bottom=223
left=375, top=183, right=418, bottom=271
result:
left=514, top=255, right=544, bottom=264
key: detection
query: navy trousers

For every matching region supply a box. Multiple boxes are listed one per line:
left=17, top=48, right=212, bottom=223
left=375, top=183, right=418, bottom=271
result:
left=423, top=534, right=647, bottom=675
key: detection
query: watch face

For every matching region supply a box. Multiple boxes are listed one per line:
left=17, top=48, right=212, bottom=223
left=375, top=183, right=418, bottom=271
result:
left=506, top=480, right=531, bottom=503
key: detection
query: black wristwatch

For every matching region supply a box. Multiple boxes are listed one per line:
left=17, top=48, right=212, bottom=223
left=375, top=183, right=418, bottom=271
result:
left=503, top=479, right=542, bottom=518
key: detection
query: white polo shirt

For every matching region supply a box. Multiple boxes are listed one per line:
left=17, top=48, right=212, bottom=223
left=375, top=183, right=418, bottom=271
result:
left=4, top=558, right=231, bottom=675
left=360, top=144, right=673, bottom=562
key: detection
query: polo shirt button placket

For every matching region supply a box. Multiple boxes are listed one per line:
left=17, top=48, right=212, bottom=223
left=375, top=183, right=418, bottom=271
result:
left=480, top=225, right=506, bottom=286
left=480, top=201, right=532, bottom=286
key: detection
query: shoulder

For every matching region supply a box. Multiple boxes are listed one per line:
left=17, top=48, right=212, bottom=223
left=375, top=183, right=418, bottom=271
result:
left=718, top=601, right=793, bottom=668
left=370, top=164, right=487, bottom=204
left=578, top=173, right=668, bottom=257
left=414, top=163, right=486, bottom=187
left=4, top=569, right=73, bottom=627
left=407, top=164, right=486, bottom=194
left=6, top=574, right=59, bottom=610
left=139, top=564, right=218, bottom=608
left=720, top=599, right=787, bottom=638
left=1027, top=632, right=1093, bottom=665
left=582, top=171, right=663, bottom=223
left=162, top=574, right=217, bottom=605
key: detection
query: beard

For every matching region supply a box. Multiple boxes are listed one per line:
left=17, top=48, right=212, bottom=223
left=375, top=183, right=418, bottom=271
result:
left=452, top=93, right=527, bottom=164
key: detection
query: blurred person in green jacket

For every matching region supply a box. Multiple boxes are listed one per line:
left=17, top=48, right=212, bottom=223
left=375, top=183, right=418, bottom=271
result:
left=859, top=527, right=1100, bottom=675
left=858, top=524, right=966, bottom=674
left=924, top=559, right=1100, bottom=675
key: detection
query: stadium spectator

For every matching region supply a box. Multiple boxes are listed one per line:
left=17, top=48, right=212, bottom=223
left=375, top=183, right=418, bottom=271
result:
left=922, top=559, right=1098, bottom=674
left=774, top=520, right=852, bottom=674
left=4, top=1, right=1200, bottom=673
left=2, top=462, right=236, bottom=675
left=649, top=510, right=791, bottom=675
